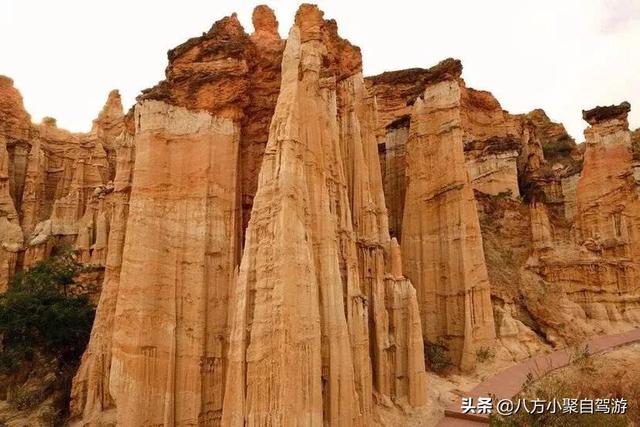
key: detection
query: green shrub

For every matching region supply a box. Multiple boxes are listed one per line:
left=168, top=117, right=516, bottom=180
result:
left=0, top=253, right=96, bottom=423
left=542, top=138, right=574, bottom=160
left=476, top=346, right=496, bottom=363
left=424, top=338, right=452, bottom=373
left=0, top=254, right=95, bottom=374
left=497, top=189, right=513, bottom=200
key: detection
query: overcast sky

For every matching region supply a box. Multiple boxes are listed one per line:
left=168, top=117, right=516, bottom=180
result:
left=1, top=0, right=638, bottom=139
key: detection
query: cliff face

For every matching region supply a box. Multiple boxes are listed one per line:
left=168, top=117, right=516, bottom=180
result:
left=68, top=115, right=135, bottom=424
left=0, top=76, right=125, bottom=292
left=224, top=7, right=426, bottom=425
left=72, top=9, right=280, bottom=426
left=366, top=59, right=463, bottom=239
left=401, top=76, right=496, bottom=370
left=366, top=61, right=578, bottom=244
left=2, top=3, right=640, bottom=426
left=367, top=62, right=637, bottom=362
left=0, top=76, right=31, bottom=143
left=68, top=5, right=426, bottom=426
left=571, top=103, right=640, bottom=323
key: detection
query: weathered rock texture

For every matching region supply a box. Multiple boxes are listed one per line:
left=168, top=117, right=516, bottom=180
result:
left=69, top=115, right=135, bottom=425
left=401, top=73, right=496, bottom=370
left=366, top=59, right=465, bottom=240
left=106, top=101, right=241, bottom=427
left=466, top=100, right=639, bottom=348
left=569, top=103, right=640, bottom=323
left=72, top=10, right=267, bottom=425
left=138, top=8, right=285, bottom=248
left=3, top=3, right=640, bottom=426
left=472, top=100, right=640, bottom=351
left=367, top=59, right=637, bottom=363
left=224, top=6, right=426, bottom=425
left=505, top=103, right=640, bottom=346
left=0, top=76, right=29, bottom=290
left=0, top=76, right=125, bottom=291
left=366, top=60, right=578, bottom=245
left=68, top=5, right=426, bottom=427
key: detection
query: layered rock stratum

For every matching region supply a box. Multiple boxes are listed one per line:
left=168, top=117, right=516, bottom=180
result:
left=0, top=3, right=639, bottom=426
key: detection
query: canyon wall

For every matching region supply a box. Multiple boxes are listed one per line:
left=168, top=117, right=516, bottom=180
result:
left=367, top=60, right=637, bottom=361
left=571, top=103, right=640, bottom=323
left=0, top=75, right=125, bottom=292
left=68, top=5, right=427, bottom=426
left=366, top=60, right=578, bottom=244
left=2, top=3, right=640, bottom=426
left=72, top=10, right=278, bottom=426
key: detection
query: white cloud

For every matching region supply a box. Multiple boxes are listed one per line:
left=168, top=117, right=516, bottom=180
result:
left=600, top=0, right=640, bottom=33
left=0, top=0, right=638, bottom=139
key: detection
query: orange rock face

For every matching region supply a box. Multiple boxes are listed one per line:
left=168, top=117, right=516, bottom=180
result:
left=0, top=76, right=31, bottom=143
left=69, top=119, right=135, bottom=424
left=69, top=5, right=426, bottom=426
left=460, top=86, right=521, bottom=198
left=70, top=8, right=284, bottom=424
left=570, top=103, right=640, bottom=323
left=224, top=13, right=425, bottom=424
left=366, top=58, right=636, bottom=365
left=2, top=3, right=640, bottom=426
left=0, top=75, right=125, bottom=291
left=477, top=102, right=640, bottom=348
left=366, top=59, right=465, bottom=240
left=366, top=60, right=576, bottom=246
left=401, top=77, right=496, bottom=370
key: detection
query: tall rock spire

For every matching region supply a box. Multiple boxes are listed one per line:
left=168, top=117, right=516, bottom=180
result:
left=224, top=5, right=426, bottom=425
left=573, top=102, right=640, bottom=321
left=70, top=5, right=426, bottom=426
left=402, top=74, right=496, bottom=370
left=223, top=18, right=359, bottom=426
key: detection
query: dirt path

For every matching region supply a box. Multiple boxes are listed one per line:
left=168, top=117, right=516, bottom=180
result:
left=436, top=328, right=640, bottom=426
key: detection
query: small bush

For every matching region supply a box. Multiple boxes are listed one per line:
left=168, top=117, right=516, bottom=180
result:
left=476, top=346, right=496, bottom=363
left=9, top=382, right=51, bottom=411
left=497, top=189, right=513, bottom=200
left=570, top=344, right=595, bottom=374
left=424, top=338, right=452, bottom=373
left=542, top=138, right=574, bottom=159
left=0, top=254, right=95, bottom=373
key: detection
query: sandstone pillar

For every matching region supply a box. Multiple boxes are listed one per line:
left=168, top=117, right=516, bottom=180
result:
left=402, top=78, right=496, bottom=370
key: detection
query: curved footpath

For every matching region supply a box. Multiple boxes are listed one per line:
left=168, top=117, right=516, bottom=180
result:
left=436, top=328, right=640, bottom=426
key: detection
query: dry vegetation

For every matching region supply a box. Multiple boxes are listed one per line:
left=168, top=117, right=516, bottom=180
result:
left=491, top=343, right=640, bottom=426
